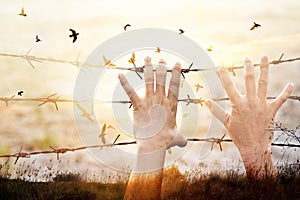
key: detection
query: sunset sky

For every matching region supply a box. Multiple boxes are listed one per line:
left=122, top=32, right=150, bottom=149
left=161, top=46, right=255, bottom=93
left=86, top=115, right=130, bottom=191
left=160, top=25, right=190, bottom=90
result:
left=0, top=0, right=299, bottom=173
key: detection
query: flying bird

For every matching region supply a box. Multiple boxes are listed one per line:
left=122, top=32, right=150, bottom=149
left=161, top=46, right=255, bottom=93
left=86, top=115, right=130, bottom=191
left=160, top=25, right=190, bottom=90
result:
left=17, top=91, right=24, bottom=96
left=250, top=22, right=261, bottom=31
left=103, top=56, right=116, bottom=67
left=195, top=83, right=204, bottom=92
left=155, top=47, right=161, bottom=53
left=19, top=7, right=27, bottom=17
left=76, top=103, right=94, bottom=122
left=69, top=29, right=79, bottom=43
left=36, top=35, right=41, bottom=42
left=207, top=45, right=213, bottom=52
left=99, top=123, right=107, bottom=144
left=124, top=24, right=131, bottom=31
left=179, top=29, right=184, bottom=34
left=128, top=52, right=135, bottom=64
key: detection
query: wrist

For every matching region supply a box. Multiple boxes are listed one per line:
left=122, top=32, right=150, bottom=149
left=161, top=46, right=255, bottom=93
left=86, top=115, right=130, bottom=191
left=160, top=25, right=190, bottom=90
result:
left=134, top=147, right=166, bottom=173
left=239, top=145, right=276, bottom=179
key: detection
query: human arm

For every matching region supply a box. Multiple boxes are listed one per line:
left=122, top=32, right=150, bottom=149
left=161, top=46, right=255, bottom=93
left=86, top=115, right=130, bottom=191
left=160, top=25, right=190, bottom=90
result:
left=205, top=56, right=293, bottom=180
left=119, top=57, right=187, bottom=200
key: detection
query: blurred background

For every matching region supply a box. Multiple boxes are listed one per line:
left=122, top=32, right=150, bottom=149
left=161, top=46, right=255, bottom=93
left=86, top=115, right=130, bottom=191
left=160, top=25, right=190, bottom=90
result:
left=0, top=0, right=299, bottom=181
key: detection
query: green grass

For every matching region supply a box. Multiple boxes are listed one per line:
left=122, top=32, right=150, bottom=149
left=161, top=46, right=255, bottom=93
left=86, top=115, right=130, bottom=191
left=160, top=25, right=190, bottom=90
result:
left=0, top=165, right=299, bottom=200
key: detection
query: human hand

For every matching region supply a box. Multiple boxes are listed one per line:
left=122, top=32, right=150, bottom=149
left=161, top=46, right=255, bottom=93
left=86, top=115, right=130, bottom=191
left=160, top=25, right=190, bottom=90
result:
left=205, top=56, right=293, bottom=178
left=118, top=57, right=187, bottom=154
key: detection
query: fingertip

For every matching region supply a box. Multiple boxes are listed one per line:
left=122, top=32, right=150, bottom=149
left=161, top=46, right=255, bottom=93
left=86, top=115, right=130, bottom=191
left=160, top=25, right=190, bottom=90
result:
left=159, top=58, right=167, bottom=65
left=287, top=83, right=294, bottom=93
left=144, top=56, right=152, bottom=65
left=118, top=74, right=124, bottom=80
left=173, top=62, right=182, bottom=72
left=204, top=99, right=212, bottom=109
left=261, top=55, right=269, bottom=62
left=243, top=56, right=252, bottom=64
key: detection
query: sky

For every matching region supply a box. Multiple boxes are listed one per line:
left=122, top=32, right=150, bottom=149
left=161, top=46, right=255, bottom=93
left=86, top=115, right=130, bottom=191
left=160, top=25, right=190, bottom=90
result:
left=0, top=0, right=299, bottom=176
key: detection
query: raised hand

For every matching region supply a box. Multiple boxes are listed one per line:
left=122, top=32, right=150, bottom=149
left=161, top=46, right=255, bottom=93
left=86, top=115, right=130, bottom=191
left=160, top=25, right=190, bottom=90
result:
left=205, top=56, right=293, bottom=179
left=119, top=56, right=187, bottom=154
left=120, top=57, right=187, bottom=200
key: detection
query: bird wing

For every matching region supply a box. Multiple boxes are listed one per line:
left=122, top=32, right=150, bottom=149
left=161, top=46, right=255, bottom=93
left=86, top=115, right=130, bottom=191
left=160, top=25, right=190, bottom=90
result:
left=102, top=123, right=107, bottom=133
left=250, top=25, right=255, bottom=30
left=21, top=8, right=24, bottom=14
left=109, top=63, right=116, bottom=67
left=108, top=125, right=115, bottom=129
left=69, top=29, right=75, bottom=34
left=85, top=114, right=94, bottom=122
left=103, top=55, right=108, bottom=63
left=128, top=52, right=135, bottom=64
left=72, top=36, right=77, bottom=43
left=76, top=103, right=88, bottom=114
left=100, top=134, right=106, bottom=144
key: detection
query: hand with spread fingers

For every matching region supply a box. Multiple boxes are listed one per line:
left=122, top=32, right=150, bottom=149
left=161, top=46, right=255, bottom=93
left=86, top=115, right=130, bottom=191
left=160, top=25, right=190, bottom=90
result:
left=119, top=56, right=187, bottom=153
left=205, top=56, right=294, bottom=180
left=119, top=57, right=187, bottom=200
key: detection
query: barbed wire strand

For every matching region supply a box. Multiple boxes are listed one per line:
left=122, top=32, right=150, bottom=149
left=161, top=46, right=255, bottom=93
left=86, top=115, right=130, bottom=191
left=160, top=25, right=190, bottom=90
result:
left=1, top=94, right=300, bottom=110
left=1, top=51, right=300, bottom=77
left=0, top=132, right=299, bottom=165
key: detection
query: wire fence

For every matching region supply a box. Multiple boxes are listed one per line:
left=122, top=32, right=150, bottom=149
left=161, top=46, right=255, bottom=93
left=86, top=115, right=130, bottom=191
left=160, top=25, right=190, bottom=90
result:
left=0, top=50, right=299, bottom=78
left=0, top=121, right=299, bottom=165
left=0, top=50, right=299, bottom=164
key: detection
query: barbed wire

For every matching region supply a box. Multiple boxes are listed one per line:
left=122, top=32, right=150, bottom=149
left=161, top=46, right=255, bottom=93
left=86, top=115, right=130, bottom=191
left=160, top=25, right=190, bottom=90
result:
left=1, top=93, right=300, bottom=110
left=0, top=128, right=299, bottom=164
left=1, top=50, right=300, bottom=77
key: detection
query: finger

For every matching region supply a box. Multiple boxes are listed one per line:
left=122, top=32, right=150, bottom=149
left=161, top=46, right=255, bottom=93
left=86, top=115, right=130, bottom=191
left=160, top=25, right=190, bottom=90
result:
left=243, top=56, right=256, bottom=99
left=167, top=130, right=187, bottom=148
left=168, top=62, right=181, bottom=111
left=205, top=99, right=229, bottom=126
left=155, top=59, right=167, bottom=96
left=118, top=74, right=142, bottom=108
left=270, top=83, right=294, bottom=114
left=217, top=67, right=240, bottom=103
left=257, top=56, right=269, bottom=99
left=144, top=57, right=154, bottom=97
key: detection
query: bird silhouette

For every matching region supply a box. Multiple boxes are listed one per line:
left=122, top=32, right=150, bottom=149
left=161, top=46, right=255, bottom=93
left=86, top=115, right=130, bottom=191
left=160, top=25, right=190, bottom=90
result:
left=128, top=52, right=135, bottom=64
left=17, top=91, right=24, bottom=96
left=207, top=45, right=213, bottom=51
left=69, top=29, right=79, bottom=43
left=76, top=103, right=94, bottom=122
left=103, top=56, right=116, bottom=67
left=99, top=123, right=107, bottom=144
left=179, top=29, right=184, bottom=34
left=195, top=83, right=204, bottom=92
left=155, top=47, right=161, bottom=53
left=124, top=24, right=131, bottom=31
left=36, top=35, right=41, bottom=42
left=250, top=22, right=261, bottom=31
left=19, top=7, right=27, bottom=17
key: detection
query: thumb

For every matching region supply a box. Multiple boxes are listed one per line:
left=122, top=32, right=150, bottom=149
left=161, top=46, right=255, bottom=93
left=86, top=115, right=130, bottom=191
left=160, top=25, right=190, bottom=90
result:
left=205, top=99, right=228, bottom=125
left=167, top=130, right=187, bottom=148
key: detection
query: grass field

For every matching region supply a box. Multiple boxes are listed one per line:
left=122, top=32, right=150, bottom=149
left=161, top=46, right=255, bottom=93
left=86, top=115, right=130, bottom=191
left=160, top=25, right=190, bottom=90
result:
left=1, top=165, right=299, bottom=200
